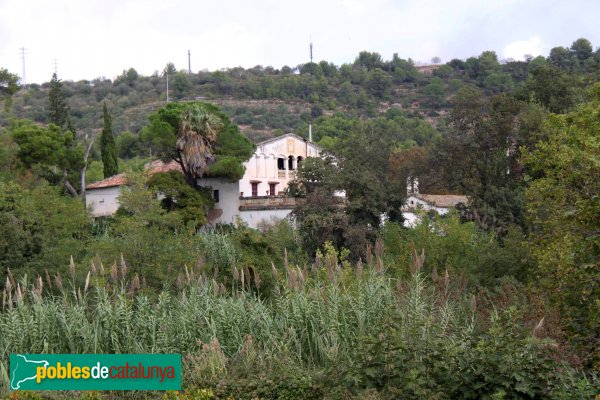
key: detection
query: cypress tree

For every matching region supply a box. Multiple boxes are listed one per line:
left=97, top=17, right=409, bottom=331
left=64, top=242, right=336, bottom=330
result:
left=100, top=101, right=118, bottom=178
left=48, top=72, right=69, bottom=128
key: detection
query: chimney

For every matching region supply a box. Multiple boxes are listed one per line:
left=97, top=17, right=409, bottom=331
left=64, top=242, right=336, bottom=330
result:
left=407, top=176, right=419, bottom=195
left=308, top=124, right=312, bottom=143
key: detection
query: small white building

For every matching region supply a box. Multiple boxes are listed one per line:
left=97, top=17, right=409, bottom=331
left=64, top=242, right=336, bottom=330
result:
left=85, top=133, right=324, bottom=229
left=401, top=178, right=468, bottom=227
left=85, top=160, right=182, bottom=217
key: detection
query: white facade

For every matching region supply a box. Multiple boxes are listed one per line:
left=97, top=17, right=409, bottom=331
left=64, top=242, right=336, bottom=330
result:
left=238, top=133, right=320, bottom=198
left=197, top=177, right=241, bottom=225
left=85, top=134, right=324, bottom=228
left=85, top=186, right=121, bottom=217
left=199, top=133, right=324, bottom=228
left=402, top=194, right=469, bottom=227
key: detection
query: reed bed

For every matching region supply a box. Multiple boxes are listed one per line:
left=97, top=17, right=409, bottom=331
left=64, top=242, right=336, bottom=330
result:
left=0, top=251, right=594, bottom=398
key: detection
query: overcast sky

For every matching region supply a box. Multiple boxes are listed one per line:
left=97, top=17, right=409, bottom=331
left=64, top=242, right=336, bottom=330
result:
left=1, top=0, right=598, bottom=84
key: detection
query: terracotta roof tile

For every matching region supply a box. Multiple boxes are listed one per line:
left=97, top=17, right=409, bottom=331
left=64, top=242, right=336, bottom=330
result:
left=86, top=173, right=128, bottom=189
left=86, top=160, right=183, bottom=189
left=415, top=194, right=469, bottom=208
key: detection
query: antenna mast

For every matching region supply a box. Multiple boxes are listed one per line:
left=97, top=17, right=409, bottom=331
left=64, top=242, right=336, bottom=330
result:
left=19, top=47, right=27, bottom=86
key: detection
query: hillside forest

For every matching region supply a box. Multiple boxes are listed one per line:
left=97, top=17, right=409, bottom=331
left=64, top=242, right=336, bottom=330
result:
left=0, top=37, right=598, bottom=399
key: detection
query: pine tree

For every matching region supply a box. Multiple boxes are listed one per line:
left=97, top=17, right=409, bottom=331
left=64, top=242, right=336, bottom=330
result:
left=100, top=101, right=118, bottom=178
left=48, top=73, right=69, bottom=128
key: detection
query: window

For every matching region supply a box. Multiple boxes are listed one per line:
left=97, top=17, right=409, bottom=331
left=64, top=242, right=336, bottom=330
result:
left=251, top=182, right=258, bottom=197
left=288, top=155, right=294, bottom=170
left=269, top=183, right=277, bottom=196
left=213, top=190, right=220, bottom=203
left=277, top=158, right=285, bottom=170
left=297, top=156, right=303, bottom=166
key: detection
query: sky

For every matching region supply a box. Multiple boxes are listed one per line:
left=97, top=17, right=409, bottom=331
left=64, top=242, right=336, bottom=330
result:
left=1, top=0, right=598, bottom=84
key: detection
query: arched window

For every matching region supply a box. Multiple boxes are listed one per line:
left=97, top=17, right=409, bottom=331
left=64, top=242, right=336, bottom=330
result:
left=277, top=158, right=285, bottom=170
left=288, top=155, right=295, bottom=170
left=297, top=156, right=303, bottom=167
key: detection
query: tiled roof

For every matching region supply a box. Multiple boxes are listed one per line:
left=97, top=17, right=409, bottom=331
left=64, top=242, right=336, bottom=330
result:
left=414, top=194, right=469, bottom=208
left=86, top=160, right=182, bottom=189
left=86, top=173, right=128, bottom=189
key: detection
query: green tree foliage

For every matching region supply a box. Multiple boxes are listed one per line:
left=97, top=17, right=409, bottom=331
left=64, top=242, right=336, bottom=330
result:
left=147, top=170, right=214, bottom=227
left=427, top=86, right=543, bottom=234
left=100, top=101, right=118, bottom=177
left=11, top=119, right=83, bottom=195
left=92, top=172, right=199, bottom=288
left=114, top=67, right=139, bottom=87
left=141, top=102, right=254, bottom=183
left=366, top=68, right=392, bottom=99
left=48, top=73, right=70, bottom=129
left=289, top=157, right=353, bottom=256
left=524, top=64, right=577, bottom=113
left=570, top=37, right=593, bottom=66
left=524, top=84, right=600, bottom=367
left=0, top=181, right=90, bottom=281
left=0, top=68, right=19, bottom=112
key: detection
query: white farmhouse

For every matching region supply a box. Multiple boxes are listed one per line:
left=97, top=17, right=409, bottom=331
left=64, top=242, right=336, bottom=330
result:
left=401, top=178, right=468, bottom=227
left=85, top=160, right=182, bottom=217
left=85, top=133, right=323, bottom=228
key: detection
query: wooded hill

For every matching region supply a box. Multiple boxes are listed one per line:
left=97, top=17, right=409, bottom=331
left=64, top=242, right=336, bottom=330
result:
left=2, top=37, right=599, bottom=152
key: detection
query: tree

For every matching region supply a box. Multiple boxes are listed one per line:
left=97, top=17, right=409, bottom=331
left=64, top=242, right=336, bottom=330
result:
left=147, top=170, right=214, bottom=227
left=423, top=77, right=446, bottom=107
left=570, top=38, right=593, bottom=65
left=548, top=46, right=573, bottom=71
left=366, top=68, right=392, bottom=99
left=289, top=157, right=350, bottom=256
left=354, top=51, right=385, bottom=71
left=172, top=71, right=191, bottom=99
left=141, top=102, right=254, bottom=185
left=0, top=181, right=90, bottom=281
left=0, top=68, right=19, bottom=112
left=115, top=67, right=139, bottom=87
left=176, top=104, right=222, bottom=184
left=11, top=119, right=83, bottom=196
left=100, top=101, right=118, bottom=178
left=431, top=56, right=441, bottom=65
left=48, top=73, right=69, bottom=129
left=427, top=87, right=540, bottom=234
left=524, top=84, right=600, bottom=367
left=524, top=64, right=576, bottom=113
left=164, top=62, right=177, bottom=76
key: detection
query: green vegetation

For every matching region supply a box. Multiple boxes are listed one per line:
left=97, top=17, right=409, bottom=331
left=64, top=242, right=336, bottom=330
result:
left=0, top=37, right=598, bottom=398
left=100, top=101, right=118, bottom=178
left=1, top=248, right=597, bottom=399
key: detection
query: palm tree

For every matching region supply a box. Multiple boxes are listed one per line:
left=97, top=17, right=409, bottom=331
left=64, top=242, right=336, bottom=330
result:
left=176, top=104, right=223, bottom=186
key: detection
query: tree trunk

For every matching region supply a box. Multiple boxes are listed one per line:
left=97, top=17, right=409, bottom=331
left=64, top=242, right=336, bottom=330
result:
left=64, top=179, right=78, bottom=197
left=81, top=133, right=97, bottom=205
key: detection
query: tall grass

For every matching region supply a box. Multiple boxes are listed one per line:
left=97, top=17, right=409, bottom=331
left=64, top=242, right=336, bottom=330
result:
left=0, top=252, right=596, bottom=398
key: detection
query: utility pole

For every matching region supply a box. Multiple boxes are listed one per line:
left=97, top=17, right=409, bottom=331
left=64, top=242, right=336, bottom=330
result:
left=188, top=50, right=191, bottom=74
left=166, top=72, right=169, bottom=102
left=19, top=47, right=27, bottom=86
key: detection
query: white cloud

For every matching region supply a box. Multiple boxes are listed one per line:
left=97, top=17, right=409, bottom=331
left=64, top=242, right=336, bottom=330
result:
left=503, top=36, right=546, bottom=61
